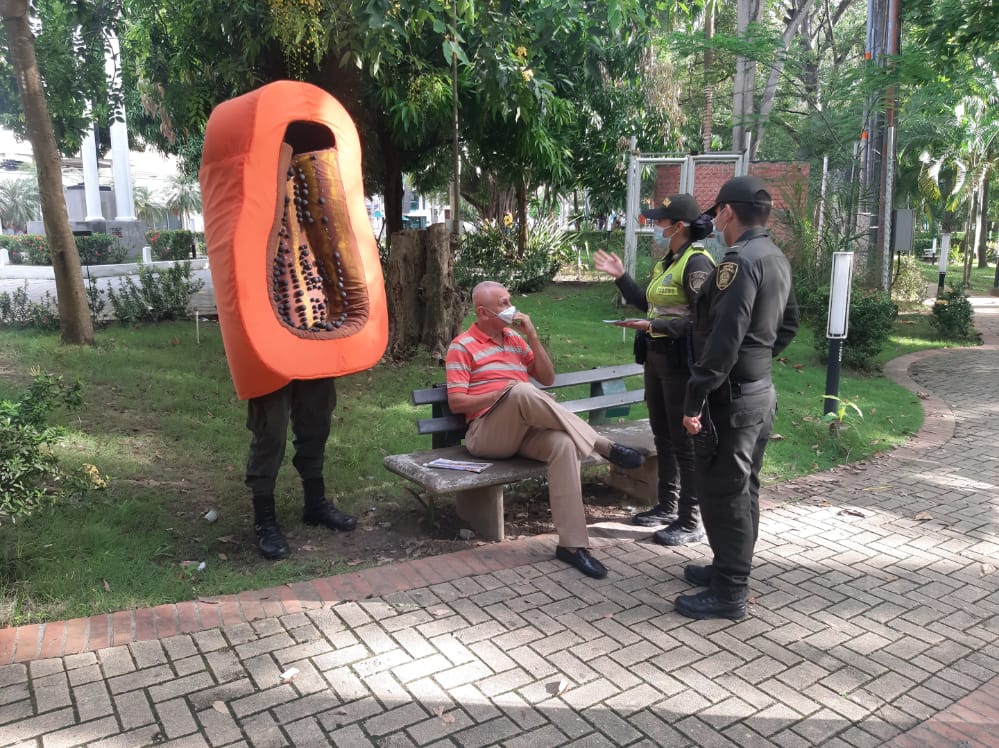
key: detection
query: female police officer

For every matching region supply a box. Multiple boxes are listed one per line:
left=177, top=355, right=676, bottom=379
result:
left=594, top=193, right=715, bottom=547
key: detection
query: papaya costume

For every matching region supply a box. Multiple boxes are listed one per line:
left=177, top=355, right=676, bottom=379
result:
left=200, top=81, right=388, bottom=559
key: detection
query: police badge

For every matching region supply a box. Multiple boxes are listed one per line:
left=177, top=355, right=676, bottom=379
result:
left=716, top=262, right=739, bottom=290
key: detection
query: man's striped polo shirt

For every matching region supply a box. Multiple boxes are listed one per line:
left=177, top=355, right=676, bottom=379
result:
left=445, top=323, right=535, bottom=421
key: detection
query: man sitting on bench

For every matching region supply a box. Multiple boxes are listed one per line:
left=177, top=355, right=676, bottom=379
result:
left=445, top=281, right=645, bottom=579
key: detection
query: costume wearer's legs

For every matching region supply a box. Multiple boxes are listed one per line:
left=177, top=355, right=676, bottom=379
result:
left=245, top=382, right=294, bottom=522
left=466, top=382, right=599, bottom=548
left=287, top=377, right=337, bottom=501
left=697, top=387, right=776, bottom=602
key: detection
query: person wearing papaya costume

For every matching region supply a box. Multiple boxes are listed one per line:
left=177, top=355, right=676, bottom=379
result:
left=593, top=193, right=715, bottom=547
left=445, top=281, right=646, bottom=579
left=678, top=176, right=798, bottom=620
left=199, top=82, right=388, bottom=561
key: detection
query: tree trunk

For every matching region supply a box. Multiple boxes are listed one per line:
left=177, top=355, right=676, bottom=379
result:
left=977, top=173, right=990, bottom=268
left=732, top=0, right=763, bottom=154
left=378, top=125, right=405, bottom=237
left=2, top=0, right=93, bottom=345
left=385, top=223, right=469, bottom=363
left=750, top=0, right=815, bottom=159
left=516, top=178, right=528, bottom=257
left=701, top=0, right=715, bottom=152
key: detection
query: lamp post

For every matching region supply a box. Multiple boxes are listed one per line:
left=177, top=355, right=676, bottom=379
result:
left=824, top=252, right=854, bottom=415
left=937, top=234, right=950, bottom=297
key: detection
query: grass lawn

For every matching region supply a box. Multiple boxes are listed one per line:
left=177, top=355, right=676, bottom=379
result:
left=0, top=277, right=980, bottom=625
left=916, top=257, right=998, bottom=296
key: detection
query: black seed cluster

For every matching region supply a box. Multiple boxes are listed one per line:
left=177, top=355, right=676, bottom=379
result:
left=270, top=151, right=352, bottom=332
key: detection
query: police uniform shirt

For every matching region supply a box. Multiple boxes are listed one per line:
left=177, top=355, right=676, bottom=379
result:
left=683, top=227, right=799, bottom=416
left=614, top=243, right=715, bottom=338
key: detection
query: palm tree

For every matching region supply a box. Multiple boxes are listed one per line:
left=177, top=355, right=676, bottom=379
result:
left=0, top=176, right=40, bottom=232
left=133, top=185, right=167, bottom=229
left=165, top=175, right=201, bottom=230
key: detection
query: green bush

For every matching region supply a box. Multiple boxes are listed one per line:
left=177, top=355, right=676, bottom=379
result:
left=0, top=234, right=50, bottom=264
left=76, top=234, right=128, bottom=265
left=147, top=229, right=197, bottom=261
left=0, top=234, right=128, bottom=265
left=890, top=254, right=929, bottom=305
left=813, top=289, right=898, bottom=371
left=0, top=371, right=91, bottom=524
left=931, top=286, right=976, bottom=340
left=0, top=282, right=60, bottom=330
left=105, top=261, right=205, bottom=324
left=455, top=217, right=577, bottom=293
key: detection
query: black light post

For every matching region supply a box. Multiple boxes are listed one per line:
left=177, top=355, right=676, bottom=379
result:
left=824, top=252, right=854, bottom=415
left=937, top=235, right=949, bottom=297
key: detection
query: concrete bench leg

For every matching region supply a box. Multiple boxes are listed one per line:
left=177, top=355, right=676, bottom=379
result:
left=605, top=457, right=659, bottom=506
left=454, top=485, right=505, bottom=541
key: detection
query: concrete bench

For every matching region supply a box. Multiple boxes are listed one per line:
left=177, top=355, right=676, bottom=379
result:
left=383, top=363, right=659, bottom=541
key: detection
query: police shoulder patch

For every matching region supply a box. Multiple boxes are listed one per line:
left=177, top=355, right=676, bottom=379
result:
left=688, top=271, right=710, bottom=294
left=716, top=262, right=739, bottom=290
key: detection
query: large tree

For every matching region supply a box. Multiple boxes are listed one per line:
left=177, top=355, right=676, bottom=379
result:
left=1, top=0, right=92, bottom=344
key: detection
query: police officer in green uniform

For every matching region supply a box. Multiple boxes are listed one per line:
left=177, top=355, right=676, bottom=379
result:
left=594, top=193, right=715, bottom=546
left=677, top=176, right=799, bottom=620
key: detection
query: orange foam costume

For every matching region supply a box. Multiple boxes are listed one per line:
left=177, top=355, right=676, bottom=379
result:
left=199, top=81, right=388, bottom=400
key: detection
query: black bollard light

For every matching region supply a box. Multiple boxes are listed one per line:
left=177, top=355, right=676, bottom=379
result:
left=824, top=252, right=854, bottom=416
left=937, top=235, right=949, bottom=297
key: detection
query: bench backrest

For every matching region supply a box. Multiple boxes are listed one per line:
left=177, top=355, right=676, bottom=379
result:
left=412, top=363, right=646, bottom=448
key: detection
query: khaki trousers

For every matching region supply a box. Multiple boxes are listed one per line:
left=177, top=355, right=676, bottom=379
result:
left=465, top=382, right=599, bottom=548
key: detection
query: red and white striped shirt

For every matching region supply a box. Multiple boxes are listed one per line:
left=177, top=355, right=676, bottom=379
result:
left=445, top=323, right=535, bottom=421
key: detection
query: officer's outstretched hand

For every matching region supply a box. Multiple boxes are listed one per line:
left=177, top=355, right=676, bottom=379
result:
left=593, top=250, right=624, bottom=279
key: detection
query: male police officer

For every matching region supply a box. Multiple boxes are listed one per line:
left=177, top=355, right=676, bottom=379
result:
left=678, top=176, right=799, bottom=620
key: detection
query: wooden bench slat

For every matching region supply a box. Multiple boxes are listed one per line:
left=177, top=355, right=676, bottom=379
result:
left=411, top=363, right=645, bottom=405
left=416, top=390, right=646, bottom=435
left=540, top=363, right=645, bottom=389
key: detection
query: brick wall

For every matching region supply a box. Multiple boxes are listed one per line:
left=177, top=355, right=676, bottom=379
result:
left=651, top=161, right=810, bottom=217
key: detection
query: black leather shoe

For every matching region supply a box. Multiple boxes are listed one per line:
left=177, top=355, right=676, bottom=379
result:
left=608, top=443, right=644, bottom=469
left=675, top=589, right=747, bottom=620
left=653, top=521, right=706, bottom=546
left=632, top=504, right=678, bottom=527
left=683, top=564, right=714, bottom=587
left=255, top=522, right=290, bottom=560
left=555, top=546, right=608, bottom=579
left=302, top=500, right=357, bottom=531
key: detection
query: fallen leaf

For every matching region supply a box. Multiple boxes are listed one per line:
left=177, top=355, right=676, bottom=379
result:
left=102, top=579, right=112, bottom=593
left=346, top=559, right=365, bottom=566
left=913, top=511, right=933, bottom=521
left=179, top=560, right=198, bottom=568
left=981, top=563, right=996, bottom=576
left=546, top=678, right=571, bottom=696
left=300, top=545, right=319, bottom=552
left=792, top=364, right=805, bottom=370
left=170, top=336, right=180, bottom=346
left=212, top=701, right=227, bottom=714
left=217, top=552, right=228, bottom=561
left=769, top=433, right=784, bottom=441
left=198, top=597, right=220, bottom=604
left=838, top=508, right=866, bottom=518
left=431, top=609, right=450, bottom=616
left=216, top=536, right=236, bottom=544
left=917, top=391, right=930, bottom=400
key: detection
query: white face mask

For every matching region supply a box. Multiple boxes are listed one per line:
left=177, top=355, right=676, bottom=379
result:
left=497, top=306, right=517, bottom=324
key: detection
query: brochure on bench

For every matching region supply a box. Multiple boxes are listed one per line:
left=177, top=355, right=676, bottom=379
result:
left=426, top=458, right=493, bottom=473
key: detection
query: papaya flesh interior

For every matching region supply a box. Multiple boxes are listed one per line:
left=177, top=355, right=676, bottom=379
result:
left=268, top=121, right=369, bottom=338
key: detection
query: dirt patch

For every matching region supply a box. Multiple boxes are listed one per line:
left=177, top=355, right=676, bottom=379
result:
left=184, top=475, right=641, bottom=574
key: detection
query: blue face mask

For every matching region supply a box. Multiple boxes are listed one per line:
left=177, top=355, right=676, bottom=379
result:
left=652, top=225, right=677, bottom=250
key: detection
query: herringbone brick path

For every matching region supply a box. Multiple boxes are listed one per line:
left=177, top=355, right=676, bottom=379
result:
left=1, top=299, right=998, bottom=747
